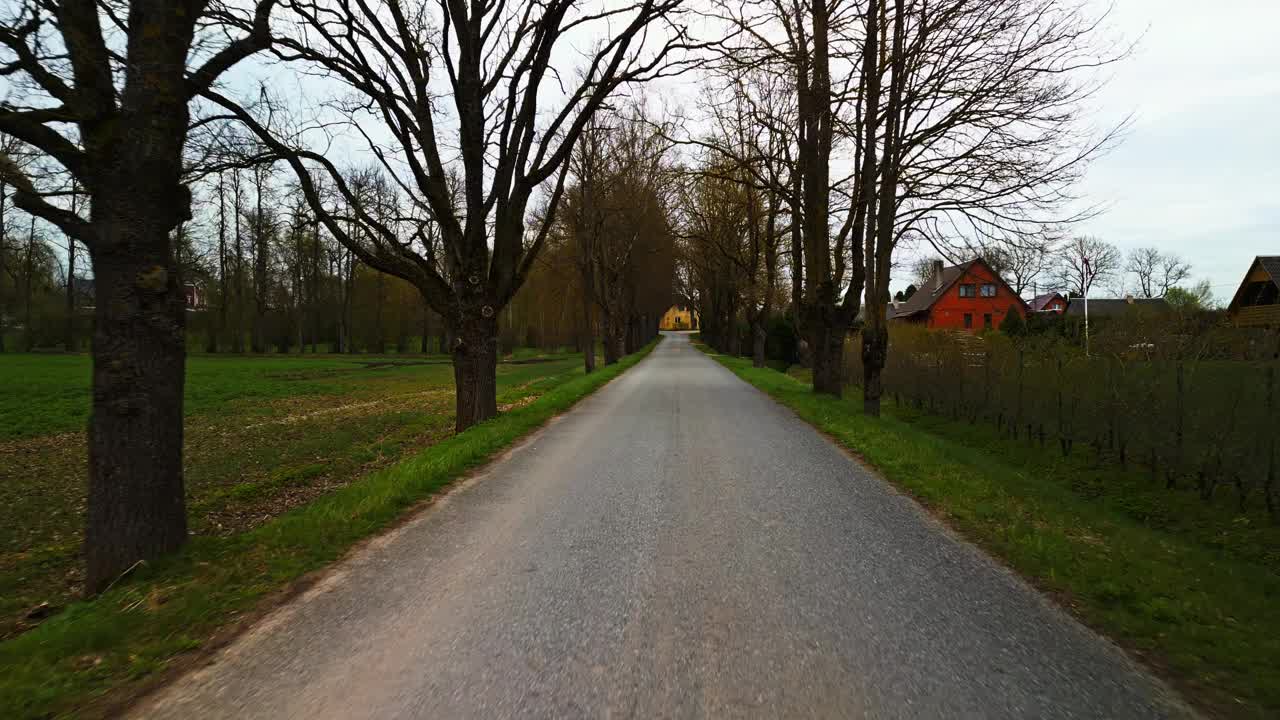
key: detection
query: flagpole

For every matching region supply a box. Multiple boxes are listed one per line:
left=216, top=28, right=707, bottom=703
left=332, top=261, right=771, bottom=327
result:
left=1083, top=255, right=1091, bottom=357
left=1084, top=287, right=1090, bottom=357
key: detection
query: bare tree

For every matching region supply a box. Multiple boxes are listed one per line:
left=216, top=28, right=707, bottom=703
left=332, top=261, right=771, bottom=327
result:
left=695, top=72, right=788, bottom=368
left=22, top=212, right=37, bottom=350
left=209, top=170, right=230, bottom=352
left=230, top=168, right=248, bottom=352
left=569, top=122, right=607, bottom=373
left=704, top=0, right=866, bottom=394
left=60, top=181, right=80, bottom=349
left=0, top=0, right=276, bottom=592
left=208, top=0, right=697, bottom=430
left=704, top=0, right=1121, bottom=413
left=0, top=167, right=6, bottom=354
left=910, top=256, right=944, bottom=287
left=248, top=163, right=276, bottom=352
left=981, top=238, right=1057, bottom=296
left=569, top=107, right=673, bottom=362
left=0, top=135, right=27, bottom=353
left=1056, top=235, right=1121, bottom=297
left=859, top=0, right=1125, bottom=415
left=1127, top=246, right=1191, bottom=298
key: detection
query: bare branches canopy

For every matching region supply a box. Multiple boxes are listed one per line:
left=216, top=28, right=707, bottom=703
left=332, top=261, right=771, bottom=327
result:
left=206, top=0, right=700, bottom=429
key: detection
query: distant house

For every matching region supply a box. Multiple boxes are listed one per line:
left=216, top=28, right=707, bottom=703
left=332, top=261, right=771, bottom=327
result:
left=1064, top=296, right=1170, bottom=318
left=1226, top=256, right=1280, bottom=327
left=889, top=258, right=1028, bottom=332
left=183, top=282, right=209, bottom=311
left=72, top=276, right=95, bottom=312
left=72, top=278, right=209, bottom=312
left=1029, top=292, right=1067, bottom=314
left=660, top=305, right=698, bottom=331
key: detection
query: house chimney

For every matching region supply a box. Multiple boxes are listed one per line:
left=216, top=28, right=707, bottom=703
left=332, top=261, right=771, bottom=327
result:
left=932, top=259, right=945, bottom=291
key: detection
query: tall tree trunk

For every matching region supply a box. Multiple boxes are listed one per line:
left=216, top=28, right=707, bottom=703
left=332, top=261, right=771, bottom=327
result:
left=374, top=271, right=384, bottom=353
left=310, top=211, right=321, bottom=353
left=861, top=323, right=889, bottom=416
left=581, top=291, right=596, bottom=373
left=752, top=316, right=767, bottom=368
left=293, top=224, right=304, bottom=354
left=724, top=300, right=741, bottom=356
left=787, top=170, right=803, bottom=357
left=84, top=207, right=188, bottom=594
left=451, top=313, right=498, bottom=432
left=341, top=254, right=355, bottom=353
left=64, top=190, right=78, bottom=351
left=421, top=303, right=431, bottom=353
left=209, top=176, right=225, bottom=354
left=64, top=237, right=75, bottom=350
left=231, top=172, right=245, bottom=353
left=861, top=0, right=907, bottom=418
left=24, top=214, right=35, bottom=351
left=601, top=311, right=624, bottom=364
left=0, top=181, right=7, bottom=353
left=251, top=200, right=268, bottom=353
left=438, top=317, right=450, bottom=356
left=624, top=314, right=638, bottom=355
left=808, top=314, right=846, bottom=396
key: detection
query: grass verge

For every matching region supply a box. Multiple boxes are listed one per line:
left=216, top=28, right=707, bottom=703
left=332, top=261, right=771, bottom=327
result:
left=698, top=344, right=1278, bottom=720
left=0, top=352, right=584, bottom=640
left=0, top=340, right=656, bottom=719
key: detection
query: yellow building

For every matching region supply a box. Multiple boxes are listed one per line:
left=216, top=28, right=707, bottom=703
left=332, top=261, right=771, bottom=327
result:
left=660, top=305, right=699, bottom=331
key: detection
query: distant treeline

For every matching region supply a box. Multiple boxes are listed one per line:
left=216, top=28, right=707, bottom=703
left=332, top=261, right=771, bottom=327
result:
left=0, top=151, right=673, bottom=358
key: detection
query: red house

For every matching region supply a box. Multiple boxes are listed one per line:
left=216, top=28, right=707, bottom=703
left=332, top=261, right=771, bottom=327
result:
left=1030, top=292, right=1067, bottom=314
left=889, top=258, right=1028, bottom=332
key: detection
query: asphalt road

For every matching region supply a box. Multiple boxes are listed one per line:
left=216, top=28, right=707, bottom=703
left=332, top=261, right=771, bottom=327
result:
left=135, top=332, right=1194, bottom=719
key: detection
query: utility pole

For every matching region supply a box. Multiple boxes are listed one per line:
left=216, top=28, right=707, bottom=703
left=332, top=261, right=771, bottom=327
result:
left=1083, top=256, right=1092, bottom=357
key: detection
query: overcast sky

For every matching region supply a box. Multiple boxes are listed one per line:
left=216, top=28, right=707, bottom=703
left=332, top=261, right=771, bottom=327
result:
left=212, top=0, right=1279, bottom=305
left=1068, top=0, right=1280, bottom=303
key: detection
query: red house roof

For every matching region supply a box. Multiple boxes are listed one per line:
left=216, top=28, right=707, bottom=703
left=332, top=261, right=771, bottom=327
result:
left=889, top=258, right=1029, bottom=321
left=1029, top=292, right=1065, bottom=312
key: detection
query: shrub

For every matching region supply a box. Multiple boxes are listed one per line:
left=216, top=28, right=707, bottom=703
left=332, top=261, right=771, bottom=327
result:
left=765, top=313, right=800, bottom=366
left=1000, top=308, right=1026, bottom=336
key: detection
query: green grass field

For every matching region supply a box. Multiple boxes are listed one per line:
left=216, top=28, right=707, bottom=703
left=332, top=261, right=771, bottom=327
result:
left=0, top=342, right=656, bottom=718
left=0, top=352, right=461, bottom=440
left=0, top=350, right=595, bottom=641
left=699, top=345, right=1279, bottom=720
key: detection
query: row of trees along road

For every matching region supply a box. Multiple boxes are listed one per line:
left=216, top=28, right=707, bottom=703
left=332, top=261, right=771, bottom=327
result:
left=683, top=0, right=1122, bottom=414
left=1, top=154, right=431, bottom=356
left=0, top=132, right=676, bottom=360
left=0, top=0, right=1120, bottom=593
left=0, top=0, right=695, bottom=593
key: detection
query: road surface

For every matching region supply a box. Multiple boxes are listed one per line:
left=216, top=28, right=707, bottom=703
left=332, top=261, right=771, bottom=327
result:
left=135, top=332, right=1193, bottom=719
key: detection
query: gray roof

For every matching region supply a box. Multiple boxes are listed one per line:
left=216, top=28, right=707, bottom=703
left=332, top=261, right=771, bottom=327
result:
left=888, top=260, right=978, bottom=319
left=1064, top=297, right=1171, bottom=317
left=1227, top=255, right=1280, bottom=313
left=1258, top=256, right=1280, bottom=284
